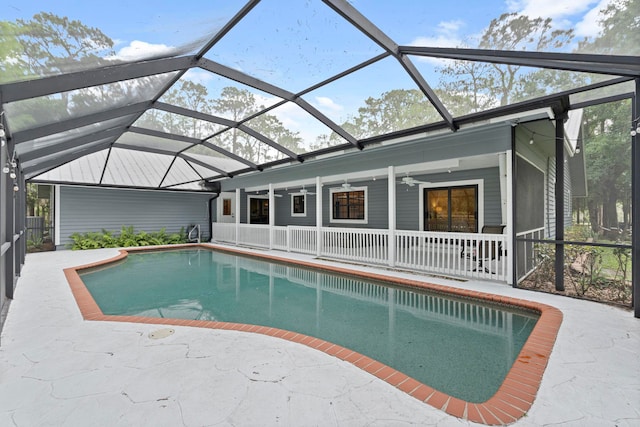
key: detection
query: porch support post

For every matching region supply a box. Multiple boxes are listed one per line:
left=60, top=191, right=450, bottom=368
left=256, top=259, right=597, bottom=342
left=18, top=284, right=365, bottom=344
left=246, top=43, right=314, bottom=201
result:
left=498, top=152, right=508, bottom=224
left=554, top=113, right=567, bottom=292
left=632, top=78, right=639, bottom=318
left=388, top=166, right=396, bottom=267
left=316, top=176, right=323, bottom=257
left=235, top=188, right=241, bottom=246
left=505, top=150, right=514, bottom=285
left=268, top=183, right=274, bottom=250
left=54, top=185, right=61, bottom=247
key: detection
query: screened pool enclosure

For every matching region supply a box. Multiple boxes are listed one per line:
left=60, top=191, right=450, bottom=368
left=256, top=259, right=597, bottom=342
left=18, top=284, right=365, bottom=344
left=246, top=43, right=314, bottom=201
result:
left=0, top=0, right=638, bottom=319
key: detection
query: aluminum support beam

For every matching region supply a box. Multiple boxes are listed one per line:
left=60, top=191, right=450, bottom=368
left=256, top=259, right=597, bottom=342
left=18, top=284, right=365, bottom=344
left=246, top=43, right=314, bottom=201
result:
left=178, top=153, right=231, bottom=177
left=12, top=102, right=149, bottom=144
left=22, top=138, right=116, bottom=178
left=19, top=127, right=125, bottom=163
left=127, top=126, right=258, bottom=169
left=399, top=46, right=640, bottom=78
left=0, top=56, right=197, bottom=103
left=322, top=0, right=455, bottom=129
left=197, top=58, right=295, bottom=101
left=555, top=114, right=567, bottom=292
left=153, top=102, right=237, bottom=127
left=195, top=0, right=261, bottom=59
left=633, top=78, right=639, bottom=318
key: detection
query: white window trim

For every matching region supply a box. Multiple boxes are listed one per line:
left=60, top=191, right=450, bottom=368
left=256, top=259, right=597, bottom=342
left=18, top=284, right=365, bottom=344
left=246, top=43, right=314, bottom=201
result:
left=290, top=193, right=307, bottom=217
left=329, top=186, right=368, bottom=224
left=418, top=179, right=484, bottom=231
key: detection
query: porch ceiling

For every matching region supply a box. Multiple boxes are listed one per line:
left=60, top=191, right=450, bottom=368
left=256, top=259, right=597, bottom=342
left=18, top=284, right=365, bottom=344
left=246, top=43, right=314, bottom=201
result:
left=0, top=0, right=638, bottom=191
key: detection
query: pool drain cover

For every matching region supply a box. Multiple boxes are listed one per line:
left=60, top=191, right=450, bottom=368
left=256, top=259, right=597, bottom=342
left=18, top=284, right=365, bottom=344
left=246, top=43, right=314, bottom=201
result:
left=149, top=328, right=175, bottom=340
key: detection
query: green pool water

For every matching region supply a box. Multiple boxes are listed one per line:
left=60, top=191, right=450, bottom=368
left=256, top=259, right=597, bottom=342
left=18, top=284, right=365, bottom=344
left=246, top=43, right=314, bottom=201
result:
left=80, top=248, right=538, bottom=402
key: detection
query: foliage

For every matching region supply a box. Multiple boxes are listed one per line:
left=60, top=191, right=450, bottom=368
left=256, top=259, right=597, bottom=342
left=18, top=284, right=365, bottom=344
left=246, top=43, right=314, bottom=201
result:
left=27, top=237, right=44, bottom=250
left=581, top=99, right=632, bottom=237
left=69, top=226, right=187, bottom=250
left=339, top=89, right=439, bottom=139
left=577, top=0, right=639, bottom=56
left=437, top=13, right=574, bottom=113
left=565, top=245, right=604, bottom=296
left=523, top=225, right=631, bottom=306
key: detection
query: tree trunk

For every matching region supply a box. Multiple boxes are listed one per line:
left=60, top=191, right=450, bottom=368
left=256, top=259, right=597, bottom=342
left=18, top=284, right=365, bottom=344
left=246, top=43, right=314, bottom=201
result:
left=587, top=199, right=599, bottom=234
left=602, top=189, right=619, bottom=239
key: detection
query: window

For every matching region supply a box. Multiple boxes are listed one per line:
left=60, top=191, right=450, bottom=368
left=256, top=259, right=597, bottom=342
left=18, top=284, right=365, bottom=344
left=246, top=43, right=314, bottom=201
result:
left=330, top=187, right=367, bottom=224
left=291, top=194, right=306, bottom=216
left=249, top=197, right=269, bottom=224
left=222, top=198, right=232, bottom=216
left=424, top=185, right=478, bottom=232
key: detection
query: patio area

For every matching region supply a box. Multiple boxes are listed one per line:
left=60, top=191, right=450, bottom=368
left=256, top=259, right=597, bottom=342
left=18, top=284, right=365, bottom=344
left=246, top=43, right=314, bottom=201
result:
left=0, top=246, right=638, bottom=426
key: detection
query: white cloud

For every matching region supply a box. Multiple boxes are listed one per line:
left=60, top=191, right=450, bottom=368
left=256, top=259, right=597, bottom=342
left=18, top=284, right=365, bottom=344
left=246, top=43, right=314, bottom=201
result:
left=506, top=0, right=616, bottom=40
left=507, top=0, right=593, bottom=19
left=109, top=40, right=177, bottom=61
left=407, top=19, right=467, bottom=65
left=574, top=0, right=613, bottom=37
left=183, top=69, right=215, bottom=85
left=314, top=96, right=344, bottom=114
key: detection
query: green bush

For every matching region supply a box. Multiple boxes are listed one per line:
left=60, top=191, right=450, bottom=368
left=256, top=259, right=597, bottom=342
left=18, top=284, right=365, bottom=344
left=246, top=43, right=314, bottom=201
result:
left=69, top=226, right=189, bottom=250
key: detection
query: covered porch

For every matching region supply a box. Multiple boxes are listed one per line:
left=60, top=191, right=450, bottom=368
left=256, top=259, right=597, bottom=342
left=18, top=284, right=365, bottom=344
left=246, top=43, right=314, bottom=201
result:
left=212, top=156, right=513, bottom=283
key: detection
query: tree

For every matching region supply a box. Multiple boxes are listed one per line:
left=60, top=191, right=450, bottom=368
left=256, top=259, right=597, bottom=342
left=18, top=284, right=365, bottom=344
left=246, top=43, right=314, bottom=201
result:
left=0, top=21, right=25, bottom=83
left=437, top=13, right=574, bottom=110
left=575, top=0, right=637, bottom=238
left=2, top=13, right=116, bottom=131
left=582, top=100, right=631, bottom=236
left=15, top=12, right=114, bottom=77
left=339, top=89, right=438, bottom=139
left=577, top=0, right=639, bottom=55
left=212, top=87, right=302, bottom=163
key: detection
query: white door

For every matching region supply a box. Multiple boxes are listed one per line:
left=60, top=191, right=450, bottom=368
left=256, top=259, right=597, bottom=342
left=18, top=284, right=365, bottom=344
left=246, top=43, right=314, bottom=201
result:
left=218, top=192, right=236, bottom=223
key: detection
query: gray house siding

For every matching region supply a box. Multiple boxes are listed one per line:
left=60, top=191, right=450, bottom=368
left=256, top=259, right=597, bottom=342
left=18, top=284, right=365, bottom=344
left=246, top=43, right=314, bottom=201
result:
left=220, top=124, right=511, bottom=191
left=248, top=167, right=501, bottom=231
left=322, top=179, right=389, bottom=229
left=546, top=155, right=574, bottom=238
left=395, top=167, right=502, bottom=231
left=59, top=186, right=213, bottom=247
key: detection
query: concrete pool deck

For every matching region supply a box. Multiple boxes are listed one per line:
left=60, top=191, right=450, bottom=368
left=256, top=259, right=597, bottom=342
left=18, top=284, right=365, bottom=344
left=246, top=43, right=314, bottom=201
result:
left=1, top=246, right=639, bottom=426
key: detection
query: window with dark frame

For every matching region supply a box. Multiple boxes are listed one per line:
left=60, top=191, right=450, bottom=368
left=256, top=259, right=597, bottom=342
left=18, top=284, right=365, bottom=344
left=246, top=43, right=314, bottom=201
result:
left=332, top=190, right=365, bottom=220
left=292, top=194, right=305, bottom=214
left=424, top=185, right=478, bottom=232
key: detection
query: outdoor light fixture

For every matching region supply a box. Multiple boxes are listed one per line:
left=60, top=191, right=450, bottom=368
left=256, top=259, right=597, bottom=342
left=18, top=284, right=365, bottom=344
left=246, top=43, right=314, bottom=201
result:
left=575, top=145, right=581, bottom=154
left=13, top=184, right=19, bottom=192
left=631, top=117, right=640, bottom=137
left=529, top=137, right=534, bottom=145
left=2, top=164, right=8, bottom=174
left=0, top=126, right=5, bottom=138
left=9, top=171, right=16, bottom=179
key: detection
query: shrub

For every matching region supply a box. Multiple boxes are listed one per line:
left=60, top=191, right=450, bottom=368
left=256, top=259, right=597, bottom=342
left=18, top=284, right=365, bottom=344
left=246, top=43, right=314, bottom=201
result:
left=69, top=226, right=189, bottom=250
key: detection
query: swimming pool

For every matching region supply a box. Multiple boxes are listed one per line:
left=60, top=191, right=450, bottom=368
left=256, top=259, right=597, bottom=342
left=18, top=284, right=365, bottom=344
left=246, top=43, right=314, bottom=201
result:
left=66, top=245, right=562, bottom=424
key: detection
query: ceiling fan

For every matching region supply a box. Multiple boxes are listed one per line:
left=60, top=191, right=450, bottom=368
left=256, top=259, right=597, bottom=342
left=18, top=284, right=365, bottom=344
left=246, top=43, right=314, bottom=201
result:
left=289, top=185, right=315, bottom=195
left=255, top=191, right=282, bottom=197
left=397, top=175, right=429, bottom=187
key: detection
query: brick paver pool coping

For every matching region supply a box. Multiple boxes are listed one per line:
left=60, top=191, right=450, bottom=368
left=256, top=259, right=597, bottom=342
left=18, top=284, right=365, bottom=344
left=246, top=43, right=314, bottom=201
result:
left=64, top=244, right=562, bottom=426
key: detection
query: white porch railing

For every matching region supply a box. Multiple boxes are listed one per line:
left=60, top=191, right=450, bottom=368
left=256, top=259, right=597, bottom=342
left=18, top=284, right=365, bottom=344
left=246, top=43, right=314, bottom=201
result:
left=211, top=223, right=510, bottom=282
left=395, top=230, right=508, bottom=281
left=320, top=227, right=389, bottom=264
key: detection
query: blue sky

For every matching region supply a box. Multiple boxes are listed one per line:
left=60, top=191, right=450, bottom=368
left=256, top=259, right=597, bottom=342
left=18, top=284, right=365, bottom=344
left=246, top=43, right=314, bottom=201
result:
left=3, top=0, right=618, bottom=146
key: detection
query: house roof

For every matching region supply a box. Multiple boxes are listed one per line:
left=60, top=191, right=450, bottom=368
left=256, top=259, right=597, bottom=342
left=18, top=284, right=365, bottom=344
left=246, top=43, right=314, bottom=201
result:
left=1, top=0, right=638, bottom=191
